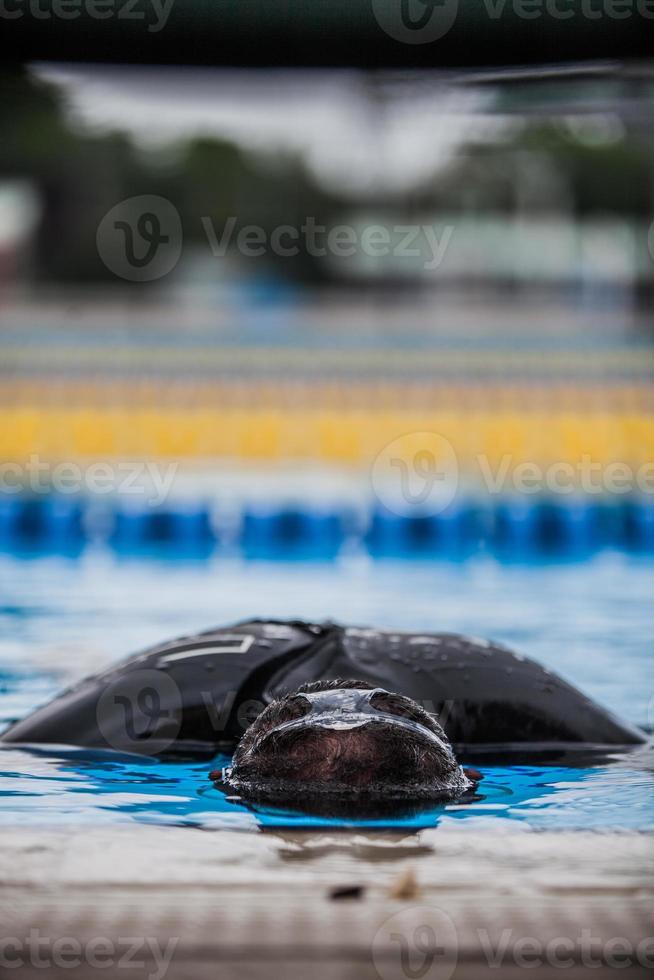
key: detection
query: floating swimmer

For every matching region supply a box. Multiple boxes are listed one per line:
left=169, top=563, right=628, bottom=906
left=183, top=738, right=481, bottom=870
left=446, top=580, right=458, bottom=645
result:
left=218, top=679, right=476, bottom=811
left=1, top=620, right=644, bottom=769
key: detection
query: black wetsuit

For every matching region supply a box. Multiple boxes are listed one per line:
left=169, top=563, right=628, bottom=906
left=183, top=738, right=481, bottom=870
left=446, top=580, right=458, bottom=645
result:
left=1, top=620, right=644, bottom=758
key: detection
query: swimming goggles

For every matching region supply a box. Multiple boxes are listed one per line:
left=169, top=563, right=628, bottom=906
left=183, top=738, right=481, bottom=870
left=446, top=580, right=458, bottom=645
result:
left=254, top=687, right=450, bottom=751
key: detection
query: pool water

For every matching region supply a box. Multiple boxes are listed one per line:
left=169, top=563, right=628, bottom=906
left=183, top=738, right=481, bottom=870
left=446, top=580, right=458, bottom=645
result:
left=1, top=746, right=652, bottom=831
left=0, top=550, right=652, bottom=831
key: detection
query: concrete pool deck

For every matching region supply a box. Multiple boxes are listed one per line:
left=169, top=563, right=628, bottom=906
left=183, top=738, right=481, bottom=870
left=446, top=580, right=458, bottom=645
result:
left=2, top=824, right=652, bottom=979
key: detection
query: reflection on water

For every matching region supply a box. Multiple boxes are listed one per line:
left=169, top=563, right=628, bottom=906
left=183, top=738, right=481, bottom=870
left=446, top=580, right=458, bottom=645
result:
left=0, top=744, right=652, bottom=831
left=0, top=550, right=652, bottom=831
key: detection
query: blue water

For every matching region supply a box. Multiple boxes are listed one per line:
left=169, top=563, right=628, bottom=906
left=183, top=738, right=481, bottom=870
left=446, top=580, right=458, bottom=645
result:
left=0, top=550, right=652, bottom=831
left=1, top=746, right=652, bottom=831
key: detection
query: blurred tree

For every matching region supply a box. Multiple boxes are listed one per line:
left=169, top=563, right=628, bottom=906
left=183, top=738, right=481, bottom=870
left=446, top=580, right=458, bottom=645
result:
left=1, top=69, right=652, bottom=287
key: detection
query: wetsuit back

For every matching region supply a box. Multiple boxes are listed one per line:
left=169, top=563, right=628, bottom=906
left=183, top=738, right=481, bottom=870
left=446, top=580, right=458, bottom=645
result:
left=1, top=620, right=644, bottom=757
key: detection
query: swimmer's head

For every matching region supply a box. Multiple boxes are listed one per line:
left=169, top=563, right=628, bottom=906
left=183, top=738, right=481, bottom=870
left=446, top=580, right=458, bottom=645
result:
left=220, top=679, right=472, bottom=808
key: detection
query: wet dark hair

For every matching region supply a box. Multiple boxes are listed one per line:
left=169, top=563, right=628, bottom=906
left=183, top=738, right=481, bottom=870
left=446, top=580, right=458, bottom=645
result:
left=222, top=679, right=471, bottom=807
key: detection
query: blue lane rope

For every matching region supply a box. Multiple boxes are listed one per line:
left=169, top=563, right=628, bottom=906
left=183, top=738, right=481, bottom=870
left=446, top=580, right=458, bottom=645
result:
left=0, top=495, right=653, bottom=558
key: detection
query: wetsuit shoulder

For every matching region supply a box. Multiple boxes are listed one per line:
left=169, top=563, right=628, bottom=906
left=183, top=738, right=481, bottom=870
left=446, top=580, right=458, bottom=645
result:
left=1, top=620, right=333, bottom=756
left=262, top=627, right=645, bottom=749
left=3, top=621, right=643, bottom=756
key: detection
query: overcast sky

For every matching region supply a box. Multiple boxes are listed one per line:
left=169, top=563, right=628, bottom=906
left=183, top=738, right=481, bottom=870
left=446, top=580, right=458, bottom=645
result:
left=33, top=65, right=501, bottom=195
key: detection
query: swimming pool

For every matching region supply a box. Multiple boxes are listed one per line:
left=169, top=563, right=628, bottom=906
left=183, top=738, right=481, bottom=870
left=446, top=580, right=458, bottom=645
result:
left=1, top=550, right=652, bottom=831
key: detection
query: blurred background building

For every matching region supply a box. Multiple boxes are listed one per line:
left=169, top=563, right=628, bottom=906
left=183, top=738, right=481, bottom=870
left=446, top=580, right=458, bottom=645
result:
left=0, top=64, right=653, bottom=560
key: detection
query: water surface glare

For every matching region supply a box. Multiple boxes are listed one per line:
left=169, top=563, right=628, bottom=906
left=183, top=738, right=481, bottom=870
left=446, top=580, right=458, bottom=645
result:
left=0, top=551, right=652, bottom=830
left=1, top=745, right=652, bottom=830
